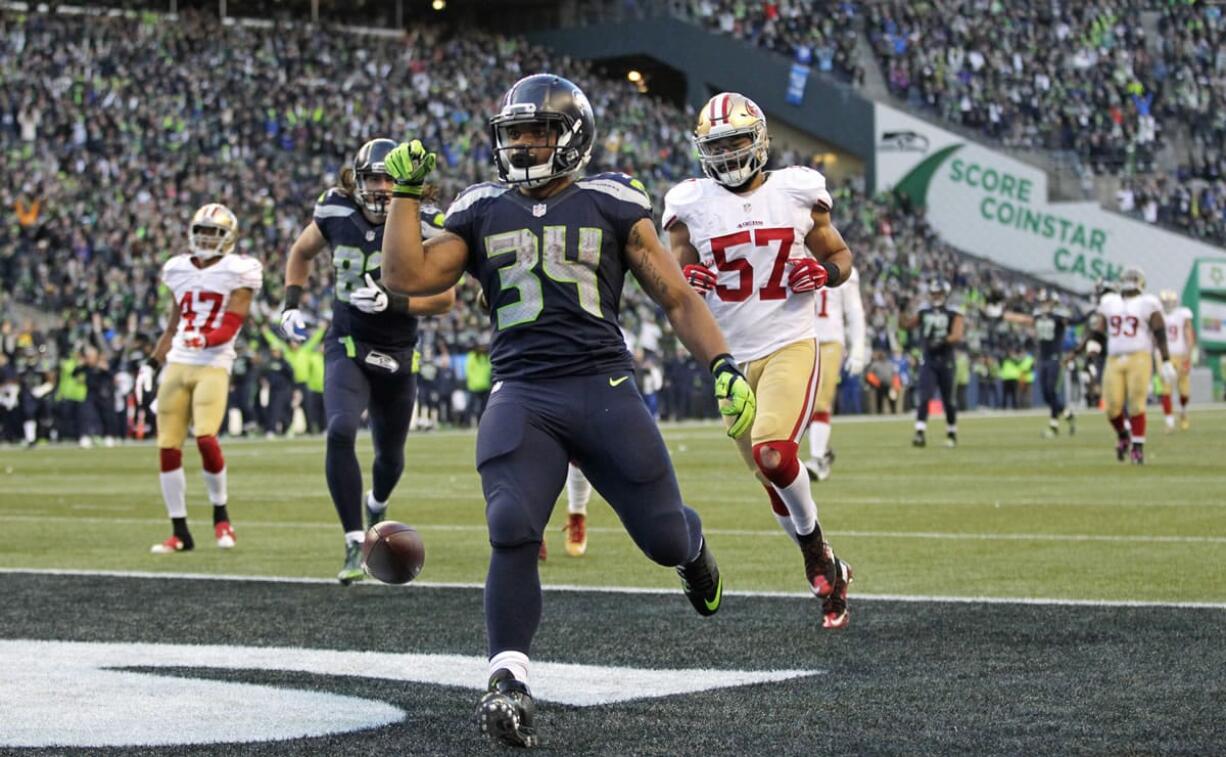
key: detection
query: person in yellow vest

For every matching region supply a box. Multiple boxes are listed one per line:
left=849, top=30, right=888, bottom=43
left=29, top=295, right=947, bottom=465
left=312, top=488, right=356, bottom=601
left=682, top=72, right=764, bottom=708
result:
left=465, top=341, right=492, bottom=426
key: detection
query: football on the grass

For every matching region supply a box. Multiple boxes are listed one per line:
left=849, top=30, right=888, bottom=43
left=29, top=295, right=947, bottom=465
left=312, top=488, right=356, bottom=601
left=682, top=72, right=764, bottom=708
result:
left=362, top=521, right=425, bottom=584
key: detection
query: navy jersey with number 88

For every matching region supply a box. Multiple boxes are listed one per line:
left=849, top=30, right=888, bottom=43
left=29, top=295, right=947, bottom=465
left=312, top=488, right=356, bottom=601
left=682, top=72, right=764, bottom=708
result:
left=444, top=172, right=651, bottom=381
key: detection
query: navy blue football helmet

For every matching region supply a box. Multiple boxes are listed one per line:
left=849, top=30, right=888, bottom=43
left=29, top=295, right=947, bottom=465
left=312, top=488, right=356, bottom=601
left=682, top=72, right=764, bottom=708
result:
left=489, top=74, right=595, bottom=188
left=354, top=138, right=397, bottom=220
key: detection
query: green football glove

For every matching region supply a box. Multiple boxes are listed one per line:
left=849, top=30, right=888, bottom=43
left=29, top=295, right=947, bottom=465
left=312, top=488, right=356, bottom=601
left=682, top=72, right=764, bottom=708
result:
left=711, top=354, right=756, bottom=439
left=384, top=139, right=437, bottom=199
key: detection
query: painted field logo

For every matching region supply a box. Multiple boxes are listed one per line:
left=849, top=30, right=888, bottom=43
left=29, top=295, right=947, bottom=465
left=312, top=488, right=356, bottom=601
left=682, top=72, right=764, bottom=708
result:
left=0, top=640, right=817, bottom=748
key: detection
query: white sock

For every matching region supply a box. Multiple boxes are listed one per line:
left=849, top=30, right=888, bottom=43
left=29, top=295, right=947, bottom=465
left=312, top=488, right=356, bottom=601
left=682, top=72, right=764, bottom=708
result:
left=345, top=530, right=365, bottom=546
left=367, top=491, right=388, bottom=513
left=808, top=420, right=831, bottom=460
left=947, top=425, right=957, bottom=435
left=1165, top=415, right=1175, bottom=428
left=489, top=650, right=530, bottom=685
left=773, top=468, right=818, bottom=536
left=23, top=420, right=35, bottom=444
left=773, top=512, right=799, bottom=545
left=915, top=420, right=927, bottom=431
left=159, top=468, right=188, bottom=519
left=566, top=464, right=591, bottom=515
left=202, top=467, right=227, bottom=506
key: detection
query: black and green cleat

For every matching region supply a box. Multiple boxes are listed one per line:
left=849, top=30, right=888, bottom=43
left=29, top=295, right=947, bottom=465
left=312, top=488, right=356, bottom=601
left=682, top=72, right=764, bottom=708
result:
left=476, top=669, right=538, bottom=749
left=677, top=538, right=722, bottom=617
left=337, top=542, right=365, bottom=586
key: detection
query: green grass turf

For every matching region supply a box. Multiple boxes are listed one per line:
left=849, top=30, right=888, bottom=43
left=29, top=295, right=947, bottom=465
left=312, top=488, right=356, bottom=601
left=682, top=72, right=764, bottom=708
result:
left=2, top=408, right=1224, bottom=602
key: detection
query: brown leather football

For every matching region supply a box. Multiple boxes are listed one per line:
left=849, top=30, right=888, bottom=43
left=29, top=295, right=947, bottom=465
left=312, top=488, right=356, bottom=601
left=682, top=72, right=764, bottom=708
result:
left=361, top=521, right=425, bottom=584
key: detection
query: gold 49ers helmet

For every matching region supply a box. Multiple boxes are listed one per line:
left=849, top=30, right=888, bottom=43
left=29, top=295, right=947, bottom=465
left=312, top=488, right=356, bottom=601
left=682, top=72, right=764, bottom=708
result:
left=1159, top=289, right=1179, bottom=313
left=188, top=203, right=239, bottom=260
left=694, top=92, right=770, bottom=188
left=1119, top=265, right=1146, bottom=295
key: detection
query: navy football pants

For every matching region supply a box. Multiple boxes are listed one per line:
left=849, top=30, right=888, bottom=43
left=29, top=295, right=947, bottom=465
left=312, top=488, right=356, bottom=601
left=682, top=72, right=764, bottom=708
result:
left=477, top=372, right=704, bottom=657
left=323, top=340, right=417, bottom=534
left=916, top=358, right=957, bottom=426
left=1039, top=358, right=1065, bottom=418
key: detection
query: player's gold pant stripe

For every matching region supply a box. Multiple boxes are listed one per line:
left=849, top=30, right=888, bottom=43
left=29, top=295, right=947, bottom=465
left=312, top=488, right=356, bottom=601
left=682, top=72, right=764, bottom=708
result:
left=813, top=341, right=843, bottom=415
left=156, top=363, right=231, bottom=448
left=1103, top=351, right=1152, bottom=418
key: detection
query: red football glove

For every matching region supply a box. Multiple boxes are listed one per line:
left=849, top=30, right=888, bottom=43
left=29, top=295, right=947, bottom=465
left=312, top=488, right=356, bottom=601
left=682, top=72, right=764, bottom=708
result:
left=787, top=257, right=827, bottom=293
left=683, top=264, right=718, bottom=296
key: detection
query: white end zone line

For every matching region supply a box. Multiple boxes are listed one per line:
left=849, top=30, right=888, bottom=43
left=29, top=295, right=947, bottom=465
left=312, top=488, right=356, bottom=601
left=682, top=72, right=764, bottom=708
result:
left=2, top=567, right=1224, bottom=611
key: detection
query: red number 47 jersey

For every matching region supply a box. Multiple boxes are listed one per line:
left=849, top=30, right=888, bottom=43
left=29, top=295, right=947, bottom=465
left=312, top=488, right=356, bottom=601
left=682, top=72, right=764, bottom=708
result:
left=162, top=253, right=263, bottom=373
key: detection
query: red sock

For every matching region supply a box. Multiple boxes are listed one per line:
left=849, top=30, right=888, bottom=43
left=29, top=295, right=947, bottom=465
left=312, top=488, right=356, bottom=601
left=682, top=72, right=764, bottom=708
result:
left=763, top=485, right=788, bottom=517
left=159, top=447, right=182, bottom=472
left=1180, top=395, right=1189, bottom=408
left=196, top=435, right=225, bottom=474
left=1109, top=415, right=1127, bottom=436
left=1160, top=395, right=1172, bottom=415
left=811, top=410, right=830, bottom=424
left=1130, top=413, right=1146, bottom=442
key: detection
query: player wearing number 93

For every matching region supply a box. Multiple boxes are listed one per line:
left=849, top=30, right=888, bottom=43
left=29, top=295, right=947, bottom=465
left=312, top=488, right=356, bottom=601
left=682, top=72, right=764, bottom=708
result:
left=664, top=91, right=854, bottom=631
left=281, top=138, right=456, bottom=584
left=379, top=73, right=754, bottom=749
left=144, top=203, right=261, bottom=555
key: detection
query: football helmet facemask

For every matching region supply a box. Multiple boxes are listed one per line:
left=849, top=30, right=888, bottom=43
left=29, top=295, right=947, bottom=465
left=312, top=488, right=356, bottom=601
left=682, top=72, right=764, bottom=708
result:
left=1159, top=289, right=1178, bottom=313
left=928, top=279, right=951, bottom=307
left=354, top=138, right=397, bottom=221
left=188, top=203, right=239, bottom=260
left=694, top=92, right=769, bottom=189
left=1120, top=266, right=1146, bottom=295
left=490, top=74, right=595, bottom=188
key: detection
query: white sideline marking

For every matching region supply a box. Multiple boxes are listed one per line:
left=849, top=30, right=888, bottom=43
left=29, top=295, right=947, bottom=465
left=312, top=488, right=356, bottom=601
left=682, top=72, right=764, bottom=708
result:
left=2, top=568, right=1224, bottom=610
left=2, top=513, right=1225, bottom=543
left=0, top=640, right=813, bottom=747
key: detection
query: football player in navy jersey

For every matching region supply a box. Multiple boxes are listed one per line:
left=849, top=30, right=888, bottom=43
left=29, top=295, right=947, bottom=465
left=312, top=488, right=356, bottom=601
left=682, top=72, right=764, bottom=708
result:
left=280, top=138, right=455, bottom=585
left=902, top=280, right=964, bottom=448
left=1005, top=289, right=1077, bottom=438
left=380, top=74, right=756, bottom=749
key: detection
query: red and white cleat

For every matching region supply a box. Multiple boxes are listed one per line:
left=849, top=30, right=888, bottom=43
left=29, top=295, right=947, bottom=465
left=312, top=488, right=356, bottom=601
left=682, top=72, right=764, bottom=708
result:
left=563, top=513, right=587, bottom=557
left=215, top=521, right=236, bottom=549
left=150, top=535, right=189, bottom=555
left=821, top=560, right=853, bottom=629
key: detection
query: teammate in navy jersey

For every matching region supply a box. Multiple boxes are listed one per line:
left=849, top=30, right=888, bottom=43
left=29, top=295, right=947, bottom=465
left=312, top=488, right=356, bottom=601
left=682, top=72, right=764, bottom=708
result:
left=280, top=138, right=455, bottom=584
left=379, top=74, right=757, bottom=749
left=1005, top=289, right=1078, bottom=437
left=902, top=279, right=964, bottom=448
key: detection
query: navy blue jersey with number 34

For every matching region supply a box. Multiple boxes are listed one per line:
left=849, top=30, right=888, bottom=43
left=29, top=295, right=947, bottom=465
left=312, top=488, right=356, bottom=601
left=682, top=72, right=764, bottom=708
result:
left=444, top=173, right=651, bottom=381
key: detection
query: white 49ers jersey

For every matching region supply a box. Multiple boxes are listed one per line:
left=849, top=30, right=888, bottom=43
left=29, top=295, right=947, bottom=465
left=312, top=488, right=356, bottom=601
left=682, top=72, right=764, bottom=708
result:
left=162, top=253, right=263, bottom=372
left=814, top=266, right=864, bottom=345
left=1097, top=292, right=1161, bottom=356
left=1163, top=306, right=1194, bottom=356
left=664, top=166, right=832, bottom=362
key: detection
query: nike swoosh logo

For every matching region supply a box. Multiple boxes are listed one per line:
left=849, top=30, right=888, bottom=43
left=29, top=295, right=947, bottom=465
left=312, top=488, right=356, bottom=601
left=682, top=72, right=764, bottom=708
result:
left=704, top=574, right=723, bottom=612
left=609, top=376, right=630, bottom=387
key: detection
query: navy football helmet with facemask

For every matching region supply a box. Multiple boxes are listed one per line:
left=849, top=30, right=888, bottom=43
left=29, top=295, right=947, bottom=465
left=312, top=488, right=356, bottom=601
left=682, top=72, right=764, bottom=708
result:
left=490, top=74, right=595, bottom=188
left=354, top=138, right=397, bottom=221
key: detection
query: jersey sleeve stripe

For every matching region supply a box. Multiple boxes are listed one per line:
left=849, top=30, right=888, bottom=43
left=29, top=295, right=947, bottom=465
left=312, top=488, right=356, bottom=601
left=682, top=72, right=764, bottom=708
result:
left=314, top=205, right=356, bottom=219
left=577, top=179, right=652, bottom=209
left=445, top=184, right=508, bottom=220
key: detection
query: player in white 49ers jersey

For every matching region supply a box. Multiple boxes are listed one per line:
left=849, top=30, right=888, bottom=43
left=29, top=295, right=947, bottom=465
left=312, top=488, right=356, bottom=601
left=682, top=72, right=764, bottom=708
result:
left=1157, top=290, right=1197, bottom=432
left=1093, top=266, right=1175, bottom=464
left=665, top=91, right=854, bottom=629
left=805, top=266, right=865, bottom=482
left=139, top=203, right=263, bottom=553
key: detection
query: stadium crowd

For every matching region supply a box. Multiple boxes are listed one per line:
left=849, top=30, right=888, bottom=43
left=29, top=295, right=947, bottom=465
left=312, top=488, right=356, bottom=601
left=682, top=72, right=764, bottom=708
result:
left=1, top=8, right=1101, bottom=445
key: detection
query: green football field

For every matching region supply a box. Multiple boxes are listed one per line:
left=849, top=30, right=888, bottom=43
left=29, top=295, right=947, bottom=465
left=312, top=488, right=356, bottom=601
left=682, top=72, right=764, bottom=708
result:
left=3, top=407, right=1224, bottom=604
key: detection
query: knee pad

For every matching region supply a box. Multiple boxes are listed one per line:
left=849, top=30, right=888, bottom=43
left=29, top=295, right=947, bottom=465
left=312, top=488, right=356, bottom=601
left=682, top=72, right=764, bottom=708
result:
left=486, top=497, right=540, bottom=548
left=325, top=414, right=361, bottom=446
left=195, top=435, right=225, bottom=474
left=752, top=440, right=800, bottom=488
left=159, top=447, right=182, bottom=473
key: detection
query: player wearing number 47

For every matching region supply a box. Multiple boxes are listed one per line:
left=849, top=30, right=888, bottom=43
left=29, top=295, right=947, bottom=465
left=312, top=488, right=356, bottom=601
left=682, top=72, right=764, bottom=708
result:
left=143, top=203, right=262, bottom=555
left=280, top=138, right=456, bottom=585
left=664, top=91, right=854, bottom=631
left=380, top=73, right=755, bottom=750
